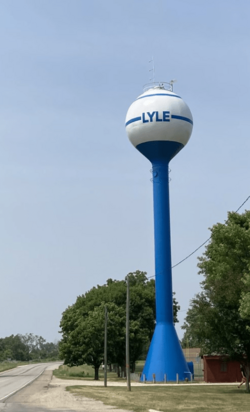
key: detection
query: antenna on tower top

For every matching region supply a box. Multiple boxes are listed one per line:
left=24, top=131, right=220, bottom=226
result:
left=169, top=79, right=177, bottom=92
left=149, top=57, right=155, bottom=82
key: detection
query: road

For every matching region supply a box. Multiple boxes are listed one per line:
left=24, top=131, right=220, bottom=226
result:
left=0, top=363, right=60, bottom=403
left=0, top=362, right=130, bottom=412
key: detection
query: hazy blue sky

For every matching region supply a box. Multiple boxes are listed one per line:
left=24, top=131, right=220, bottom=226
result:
left=0, top=0, right=249, bottom=342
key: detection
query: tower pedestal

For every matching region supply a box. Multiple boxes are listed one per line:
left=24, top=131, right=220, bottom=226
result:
left=141, top=322, right=191, bottom=381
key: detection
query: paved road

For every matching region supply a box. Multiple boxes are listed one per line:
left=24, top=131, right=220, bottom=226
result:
left=0, top=363, right=60, bottom=403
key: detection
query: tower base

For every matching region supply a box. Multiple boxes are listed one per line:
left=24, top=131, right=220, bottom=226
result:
left=141, top=323, right=191, bottom=382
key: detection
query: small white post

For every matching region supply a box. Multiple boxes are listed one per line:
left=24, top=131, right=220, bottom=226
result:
left=164, top=374, right=167, bottom=383
left=143, top=374, right=146, bottom=383
left=176, top=373, right=179, bottom=384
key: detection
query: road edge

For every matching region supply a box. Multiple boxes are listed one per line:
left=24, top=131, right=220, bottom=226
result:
left=0, top=366, right=48, bottom=403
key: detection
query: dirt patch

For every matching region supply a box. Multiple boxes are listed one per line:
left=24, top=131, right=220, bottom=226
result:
left=7, top=371, right=131, bottom=411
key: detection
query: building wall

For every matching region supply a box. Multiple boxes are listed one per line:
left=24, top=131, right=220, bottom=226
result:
left=203, top=356, right=242, bottom=383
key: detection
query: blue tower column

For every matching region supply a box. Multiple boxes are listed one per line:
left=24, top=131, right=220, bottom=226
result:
left=137, top=141, right=191, bottom=382
left=153, top=162, right=173, bottom=325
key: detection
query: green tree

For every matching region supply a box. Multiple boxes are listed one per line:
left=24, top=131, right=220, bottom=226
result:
left=182, top=211, right=250, bottom=390
left=60, top=302, right=125, bottom=379
left=0, top=335, right=30, bottom=361
left=19, top=333, right=59, bottom=360
left=239, top=272, right=250, bottom=325
left=173, top=292, right=180, bottom=324
left=181, top=294, right=206, bottom=349
left=0, top=333, right=59, bottom=362
left=59, top=270, right=180, bottom=378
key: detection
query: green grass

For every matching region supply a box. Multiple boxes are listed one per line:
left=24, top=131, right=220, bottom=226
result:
left=134, top=360, right=144, bottom=374
left=53, top=364, right=94, bottom=379
left=54, top=362, right=145, bottom=381
left=0, top=360, right=61, bottom=374
left=54, top=362, right=203, bottom=384
left=53, top=364, right=121, bottom=381
left=0, top=361, right=29, bottom=373
left=66, top=385, right=250, bottom=412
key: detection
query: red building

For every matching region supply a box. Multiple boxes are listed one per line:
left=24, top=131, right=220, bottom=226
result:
left=203, top=356, right=242, bottom=383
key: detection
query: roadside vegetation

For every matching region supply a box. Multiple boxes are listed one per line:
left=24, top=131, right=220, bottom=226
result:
left=54, top=362, right=145, bottom=381
left=59, top=211, right=250, bottom=394
left=0, top=333, right=59, bottom=362
left=182, top=211, right=250, bottom=391
left=59, top=270, right=180, bottom=380
left=66, top=385, right=250, bottom=412
left=54, top=364, right=96, bottom=380
left=0, top=361, right=28, bottom=373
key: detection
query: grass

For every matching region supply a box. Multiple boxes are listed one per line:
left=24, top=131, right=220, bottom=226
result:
left=66, top=385, right=250, bottom=412
left=53, top=364, right=95, bottom=380
left=0, top=361, right=29, bottom=373
left=134, top=360, right=144, bottom=374
left=0, top=359, right=61, bottom=374
left=53, top=364, right=122, bottom=381
left=54, top=361, right=146, bottom=381
left=54, top=361, right=202, bottom=384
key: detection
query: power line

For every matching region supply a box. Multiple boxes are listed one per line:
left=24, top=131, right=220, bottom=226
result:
left=235, top=195, right=250, bottom=213
left=147, top=194, right=250, bottom=279
left=172, top=237, right=210, bottom=269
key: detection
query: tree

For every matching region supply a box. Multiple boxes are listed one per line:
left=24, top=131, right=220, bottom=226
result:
left=0, top=333, right=59, bottom=362
left=0, top=335, right=30, bottom=361
left=19, top=333, right=59, bottom=360
left=173, top=292, right=180, bottom=324
left=182, top=211, right=250, bottom=391
left=59, top=270, right=180, bottom=378
left=239, top=272, right=250, bottom=325
left=181, top=294, right=207, bottom=349
left=60, top=302, right=125, bottom=379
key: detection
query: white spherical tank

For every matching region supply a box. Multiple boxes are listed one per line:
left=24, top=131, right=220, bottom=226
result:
left=125, top=86, right=193, bottom=149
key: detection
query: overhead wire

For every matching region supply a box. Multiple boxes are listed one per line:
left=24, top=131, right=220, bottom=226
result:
left=147, top=194, right=250, bottom=280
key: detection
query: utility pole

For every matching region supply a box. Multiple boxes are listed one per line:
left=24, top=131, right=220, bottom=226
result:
left=104, top=305, right=108, bottom=387
left=126, top=276, right=131, bottom=391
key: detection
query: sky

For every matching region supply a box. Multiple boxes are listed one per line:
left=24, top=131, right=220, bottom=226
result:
left=0, top=0, right=250, bottom=343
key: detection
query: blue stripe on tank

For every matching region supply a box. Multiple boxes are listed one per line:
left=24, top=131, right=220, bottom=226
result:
left=171, top=115, right=193, bottom=125
left=136, top=93, right=181, bottom=100
left=125, top=116, right=141, bottom=126
left=136, top=140, right=184, bottom=163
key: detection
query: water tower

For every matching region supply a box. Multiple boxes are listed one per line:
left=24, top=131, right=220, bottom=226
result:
left=125, top=82, right=193, bottom=382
